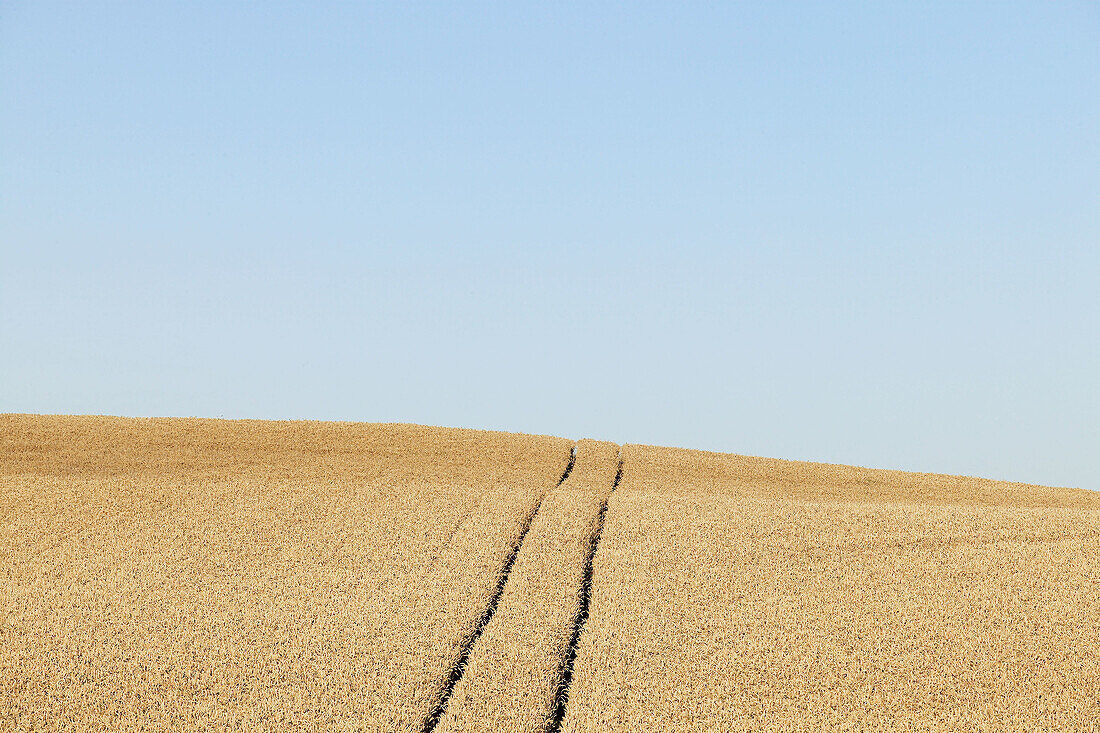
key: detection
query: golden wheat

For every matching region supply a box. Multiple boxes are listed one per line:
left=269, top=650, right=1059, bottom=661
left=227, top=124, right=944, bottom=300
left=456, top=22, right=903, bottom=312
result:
left=560, top=444, right=1100, bottom=732
left=4, top=416, right=1098, bottom=732
left=0, top=415, right=571, bottom=731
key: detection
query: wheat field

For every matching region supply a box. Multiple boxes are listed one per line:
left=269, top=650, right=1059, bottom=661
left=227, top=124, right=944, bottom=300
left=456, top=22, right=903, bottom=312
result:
left=3, top=415, right=1099, bottom=731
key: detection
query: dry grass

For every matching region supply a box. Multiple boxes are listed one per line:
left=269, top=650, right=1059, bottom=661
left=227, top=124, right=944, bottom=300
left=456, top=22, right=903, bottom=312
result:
left=560, top=444, right=1100, bottom=732
left=4, top=415, right=1099, bottom=731
left=434, top=439, right=620, bottom=733
left=0, top=415, right=572, bottom=731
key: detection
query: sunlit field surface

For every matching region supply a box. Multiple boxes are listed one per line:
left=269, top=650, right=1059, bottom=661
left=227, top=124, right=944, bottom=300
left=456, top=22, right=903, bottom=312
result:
left=562, top=445, right=1100, bottom=732
left=1, top=415, right=571, bottom=731
left=3, top=415, right=1098, bottom=731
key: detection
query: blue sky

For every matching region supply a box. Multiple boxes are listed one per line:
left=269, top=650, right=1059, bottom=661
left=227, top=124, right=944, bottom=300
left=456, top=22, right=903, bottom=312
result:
left=2, top=2, right=1097, bottom=489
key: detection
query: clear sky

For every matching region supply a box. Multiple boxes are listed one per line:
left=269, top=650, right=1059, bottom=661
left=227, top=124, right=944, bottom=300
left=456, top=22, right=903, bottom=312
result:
left=2, top=2, right=1097, bottom=489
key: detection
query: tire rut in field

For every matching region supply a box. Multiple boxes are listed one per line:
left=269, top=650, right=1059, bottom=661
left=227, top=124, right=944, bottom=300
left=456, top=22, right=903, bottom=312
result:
left=547, top=451, right=623, bottom=733
left=421, top=444, right=578, bottom=733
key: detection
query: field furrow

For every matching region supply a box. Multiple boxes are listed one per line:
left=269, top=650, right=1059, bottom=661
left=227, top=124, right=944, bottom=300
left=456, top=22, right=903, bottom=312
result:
left=432, top=439, right=620, bottom=733
left=418, top=444, right=577, bottom=732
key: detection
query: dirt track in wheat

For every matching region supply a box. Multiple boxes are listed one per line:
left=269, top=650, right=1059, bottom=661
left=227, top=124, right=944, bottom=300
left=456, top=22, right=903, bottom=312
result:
left=3, top=415, right=1099, bottom=731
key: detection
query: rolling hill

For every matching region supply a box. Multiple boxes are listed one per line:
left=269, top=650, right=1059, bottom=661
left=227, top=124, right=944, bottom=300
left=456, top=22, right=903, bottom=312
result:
left=3, top=415, right=1098, bottom=731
